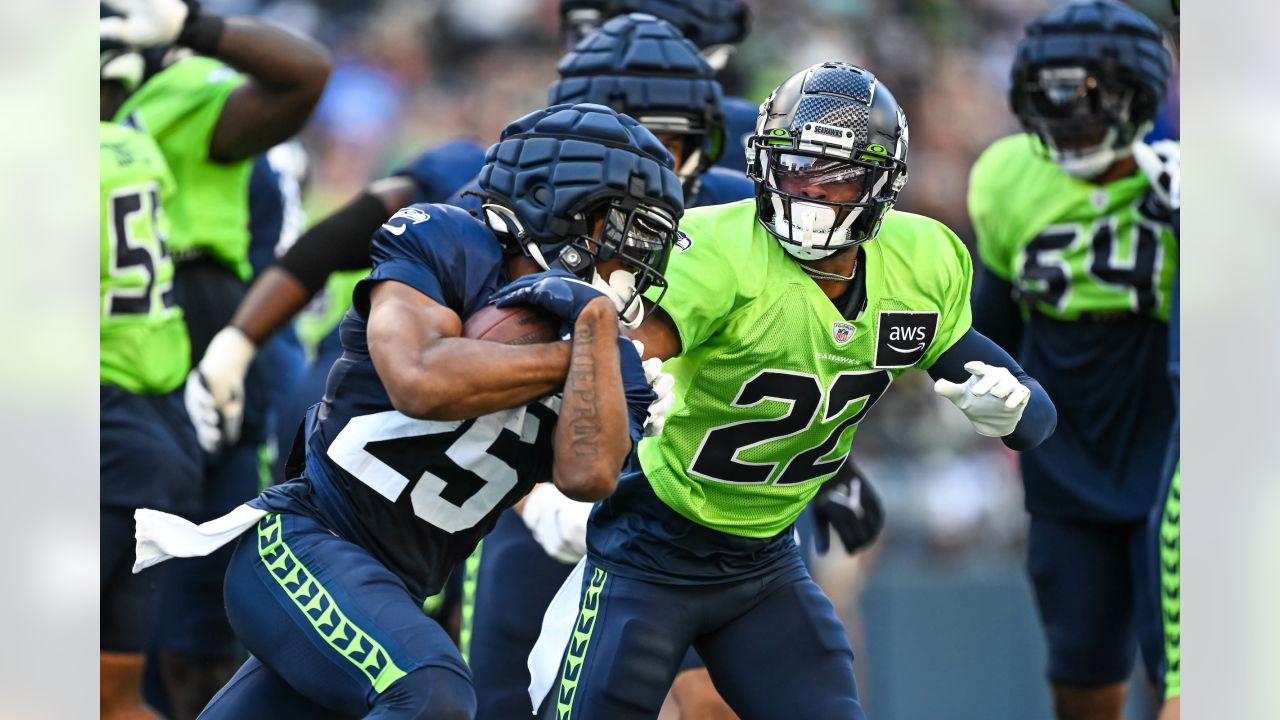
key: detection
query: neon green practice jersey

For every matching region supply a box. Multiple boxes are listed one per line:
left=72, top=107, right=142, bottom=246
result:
left=114, top=57, right=255, bottom=280
left=100, top=122, right=189, bottom=393
left=969, top=134, right=1178, bottom=321
left=639, top=199, right=973, bottom=537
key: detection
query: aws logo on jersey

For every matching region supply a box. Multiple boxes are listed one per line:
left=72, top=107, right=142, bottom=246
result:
left=874, top=310, right=938, bottom=368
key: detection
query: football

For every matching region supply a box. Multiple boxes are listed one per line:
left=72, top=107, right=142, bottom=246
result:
left=462, top=303, right=562, bottom=345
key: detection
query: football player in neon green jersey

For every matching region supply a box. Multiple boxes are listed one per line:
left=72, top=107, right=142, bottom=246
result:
left=968, top=3, right=1177, bottom=719
left=102, top=1, right=330, bottom=714
left=100, top=21, right=202, bottom=719
left=532, top=62, right=1058, bottom=720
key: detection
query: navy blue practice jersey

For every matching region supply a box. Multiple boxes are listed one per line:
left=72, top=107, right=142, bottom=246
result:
left=254, top=203, right=560, bottom=601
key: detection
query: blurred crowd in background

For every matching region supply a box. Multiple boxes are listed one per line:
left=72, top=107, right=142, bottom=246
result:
left=205, top=0, right=1179, bottom=574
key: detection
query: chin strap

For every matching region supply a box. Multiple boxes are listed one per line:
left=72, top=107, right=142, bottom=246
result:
left=800, top=252, right=859, bottom=282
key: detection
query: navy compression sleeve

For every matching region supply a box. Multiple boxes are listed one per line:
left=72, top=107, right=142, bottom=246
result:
left=274, top=191, right=388, bottom=294
left=928, top=327, right=1057, bottom=451
left=971, top=269, right=1024, bottom=356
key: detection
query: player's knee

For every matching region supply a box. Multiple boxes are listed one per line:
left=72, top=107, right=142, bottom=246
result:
left=375, top=665, right=476, bottom=720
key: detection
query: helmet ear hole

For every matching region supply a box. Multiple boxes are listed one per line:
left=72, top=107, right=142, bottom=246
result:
left=530, top=184, right=554, bottom=207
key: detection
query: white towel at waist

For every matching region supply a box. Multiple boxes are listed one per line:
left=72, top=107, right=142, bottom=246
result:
left=527, top=557, right=587, bottom=712
left=133, top=503, right=267, bottom=574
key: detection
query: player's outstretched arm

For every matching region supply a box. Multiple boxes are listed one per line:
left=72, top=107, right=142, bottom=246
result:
left=367, top=281, right=572, bottom=421
left=929, top=328, right=1057, bottom=451
left=551, top=297, right=634, bottom=502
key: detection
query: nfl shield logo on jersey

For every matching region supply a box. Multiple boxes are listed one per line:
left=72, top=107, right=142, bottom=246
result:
left=831, top=321, right=855, bottom=346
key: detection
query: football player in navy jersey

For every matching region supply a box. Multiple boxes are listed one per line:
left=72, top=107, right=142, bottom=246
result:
left=454, top=14, right=750, bottom=719
left=190, top=0, right=755, bottom=449
left=134, top=103, right=684, bottom=719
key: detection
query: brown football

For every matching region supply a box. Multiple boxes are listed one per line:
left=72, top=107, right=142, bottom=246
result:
left=462, top=304, right=562, bottom=345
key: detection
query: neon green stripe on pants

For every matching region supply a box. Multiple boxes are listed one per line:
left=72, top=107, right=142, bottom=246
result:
left=257, top=513, right=408, bottom=693
left=555, top=566, right=608, bottom=720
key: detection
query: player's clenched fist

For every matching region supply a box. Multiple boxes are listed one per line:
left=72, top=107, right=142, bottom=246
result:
left=933, top=361, right=1031, bottom=437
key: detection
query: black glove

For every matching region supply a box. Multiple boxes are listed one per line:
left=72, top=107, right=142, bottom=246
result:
left=811, top=460, right=884, bottom=555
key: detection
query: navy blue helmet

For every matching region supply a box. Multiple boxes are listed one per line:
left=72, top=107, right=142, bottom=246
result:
left=746, top=62, right=909, bottom=260
left=1010, top=0, right=1172, bottom=178
left=477, top=102, right=684, bottom=310
left=560, top=0, right=748, bottom=55
left=550, top=13, right=726, bottom=197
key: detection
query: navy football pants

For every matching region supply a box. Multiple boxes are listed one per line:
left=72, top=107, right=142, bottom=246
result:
left=1027, top=513, right=1163, bottom=687
left=100, top=386, right=201, bottom=653
left=550, top=554, right=864, bottom=720
left=468, top=512, right=708, bottom=720
left=199, top=512, right=474, bottom=719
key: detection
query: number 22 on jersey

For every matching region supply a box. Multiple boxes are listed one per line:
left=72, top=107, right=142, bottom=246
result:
left=690, top=368, right=891, bottom=486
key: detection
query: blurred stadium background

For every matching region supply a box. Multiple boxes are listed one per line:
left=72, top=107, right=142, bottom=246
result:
left=179, top=1, right=1177, bottom=717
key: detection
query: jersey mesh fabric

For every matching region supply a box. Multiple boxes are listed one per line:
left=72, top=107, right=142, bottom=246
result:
left=100, top=122, right=189, bottom=393
left=970, top=134, right=1178, bottom=321
left=640, top=200, right=971, bottom=537
left=115, top=57, right=255, bottom=280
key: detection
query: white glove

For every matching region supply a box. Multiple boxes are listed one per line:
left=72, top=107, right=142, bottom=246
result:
left=521, top=484, right=592, bottom=564
left=184, top=326, right=256, bottom=452
left=100, top=0, right=190, bottom=47
left=933, top=361, right=1030, bottom=438
left=1132, top=139, right=1180, bottom=212
left=631, top=340, right=675, bottom=437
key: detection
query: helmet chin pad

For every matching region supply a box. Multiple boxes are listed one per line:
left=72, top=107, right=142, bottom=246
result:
left=766, top=195, right=862, bottom=259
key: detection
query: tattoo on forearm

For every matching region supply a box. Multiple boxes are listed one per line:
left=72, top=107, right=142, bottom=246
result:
left=567, top=322, right=601, bottom=458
